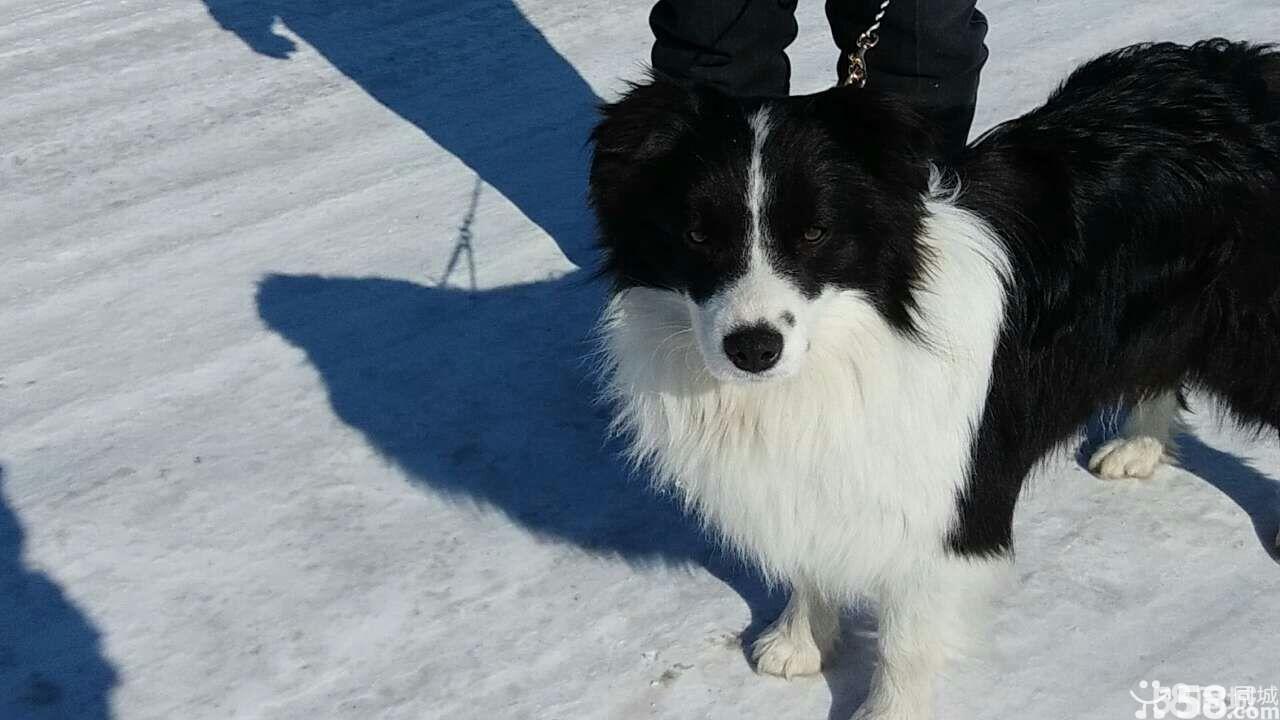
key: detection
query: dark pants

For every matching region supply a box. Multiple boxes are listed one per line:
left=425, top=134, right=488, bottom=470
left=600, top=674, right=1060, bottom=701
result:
left=650, top=0, right=989, bottom=155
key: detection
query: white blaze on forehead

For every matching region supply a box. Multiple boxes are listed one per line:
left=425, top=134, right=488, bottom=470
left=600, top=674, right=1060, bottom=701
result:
left=746, top=107, right=772, bottom=255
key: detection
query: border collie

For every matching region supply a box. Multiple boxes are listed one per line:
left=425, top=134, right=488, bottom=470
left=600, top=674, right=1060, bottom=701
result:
left=588, top=40, right=1280, bottom=719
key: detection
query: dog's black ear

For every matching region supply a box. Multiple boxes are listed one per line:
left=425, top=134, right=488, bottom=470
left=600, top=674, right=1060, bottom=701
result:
left=590, top=74, right=701, bottom=171
left=809, top=86, right=937, bottom=192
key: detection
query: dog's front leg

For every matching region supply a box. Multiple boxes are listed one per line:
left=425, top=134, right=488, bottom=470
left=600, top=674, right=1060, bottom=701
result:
left=752, top=579, right=840, bottom=678
left=852, top=558, right=1010, bottom=720
left=852, top=591, right=945, bottom=720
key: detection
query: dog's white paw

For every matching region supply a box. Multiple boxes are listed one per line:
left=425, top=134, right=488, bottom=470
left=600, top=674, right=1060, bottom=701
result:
left=751, top=623, right=824, bottom=679
left=1088, top=436, right=1167, bottom=480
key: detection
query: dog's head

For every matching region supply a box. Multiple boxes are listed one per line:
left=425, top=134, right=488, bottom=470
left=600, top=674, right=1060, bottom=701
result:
left=589, top=77, right=935, bottom=383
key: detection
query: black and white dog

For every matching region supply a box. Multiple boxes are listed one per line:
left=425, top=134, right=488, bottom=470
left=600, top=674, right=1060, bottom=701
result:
left=588, top=40, right=1280, bottom=719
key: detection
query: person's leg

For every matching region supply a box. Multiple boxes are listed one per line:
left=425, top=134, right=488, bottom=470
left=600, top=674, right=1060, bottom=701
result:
left=827, top=0, right=989, bottom=157
left=650, top=0, right=800, bottom=96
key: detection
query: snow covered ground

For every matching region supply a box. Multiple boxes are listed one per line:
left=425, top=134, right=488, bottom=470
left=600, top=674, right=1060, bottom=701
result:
left=3, top=1, right=1279, bottom=718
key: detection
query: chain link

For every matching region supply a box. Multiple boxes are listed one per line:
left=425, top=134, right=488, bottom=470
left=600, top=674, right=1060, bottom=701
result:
left=841, top=0, right=892, bottom=88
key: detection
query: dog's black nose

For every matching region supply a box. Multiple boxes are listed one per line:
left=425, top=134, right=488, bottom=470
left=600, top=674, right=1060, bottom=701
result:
left=723, top=323, right=784, bottom=373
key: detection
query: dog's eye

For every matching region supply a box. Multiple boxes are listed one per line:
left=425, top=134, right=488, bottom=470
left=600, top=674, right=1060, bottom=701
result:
left=801, top=226, right=828, bottom=244
left=685, top=230, right=708, bottom=246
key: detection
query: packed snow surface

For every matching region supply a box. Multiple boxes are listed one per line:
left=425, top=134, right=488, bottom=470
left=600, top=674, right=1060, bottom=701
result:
left=2, top=1, right=1278, bottom=718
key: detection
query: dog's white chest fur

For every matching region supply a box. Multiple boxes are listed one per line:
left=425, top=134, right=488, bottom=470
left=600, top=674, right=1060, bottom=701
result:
left=598, top=199, right=1011, bottom=598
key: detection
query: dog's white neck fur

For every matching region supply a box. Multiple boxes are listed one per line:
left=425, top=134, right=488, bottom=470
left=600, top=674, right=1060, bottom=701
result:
left=598, top=185, right=1012, bottom=599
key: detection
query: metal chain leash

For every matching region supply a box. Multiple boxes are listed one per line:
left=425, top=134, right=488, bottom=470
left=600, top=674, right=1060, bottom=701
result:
left=841, top=0, right=892, bottom=88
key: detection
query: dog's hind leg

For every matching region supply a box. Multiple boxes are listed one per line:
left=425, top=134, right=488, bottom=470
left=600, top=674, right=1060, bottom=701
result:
left=751, top=580, right=839, bottom=679
left=1089, top=389, right=1182, bottom=480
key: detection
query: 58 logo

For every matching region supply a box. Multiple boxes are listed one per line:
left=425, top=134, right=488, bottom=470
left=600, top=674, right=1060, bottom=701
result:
left=1132, top=682, right=1228, bottom=719
left=1132, top=681, right=1280, bottom=719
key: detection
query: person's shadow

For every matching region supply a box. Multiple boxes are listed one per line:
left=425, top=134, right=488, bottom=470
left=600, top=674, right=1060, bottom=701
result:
left=202, top=0, right=598, bottom=267
left=258, top=272, right=884, bottom=716
left=254, top=271, right=792, bottom=670
left=0, top=466, right=119, bottom=719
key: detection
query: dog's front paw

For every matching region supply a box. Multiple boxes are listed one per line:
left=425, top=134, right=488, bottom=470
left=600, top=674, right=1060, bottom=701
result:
left=751, top=624, right=824, bottom=679
left=1088, top=436, right=1167, bottom=480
